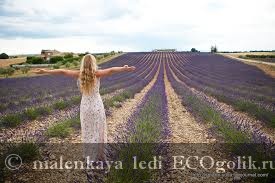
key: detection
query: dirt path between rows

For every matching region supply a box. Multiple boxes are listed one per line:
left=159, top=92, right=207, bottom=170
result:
left=160, top=64, right=233, bottom=182
left=164, top=70, right=213, bottom=143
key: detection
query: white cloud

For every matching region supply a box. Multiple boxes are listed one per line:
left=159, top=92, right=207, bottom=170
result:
left=0, top=36, right=136, bottom=54
left=0, top=0, right=274, bottom=54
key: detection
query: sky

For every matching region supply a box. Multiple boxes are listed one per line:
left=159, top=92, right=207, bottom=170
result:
left=0, top=0, right=275, bottom=55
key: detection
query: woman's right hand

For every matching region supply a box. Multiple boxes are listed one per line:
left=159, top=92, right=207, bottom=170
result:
left=123, top=65, right=136, bottom=71
left=33, top=68, right=47, bottom=74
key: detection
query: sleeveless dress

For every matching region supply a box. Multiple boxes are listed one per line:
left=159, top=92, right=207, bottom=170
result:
left=78, top=77, right=107, bottom=161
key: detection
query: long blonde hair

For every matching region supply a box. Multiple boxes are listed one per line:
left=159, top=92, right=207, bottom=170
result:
left=79, top=54, right=97, bottom=95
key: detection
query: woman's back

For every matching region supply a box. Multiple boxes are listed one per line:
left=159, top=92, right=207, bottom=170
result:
left=78, top=77, right=100, bottom=97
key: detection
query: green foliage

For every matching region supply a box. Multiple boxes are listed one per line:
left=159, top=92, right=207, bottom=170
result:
left=235, top=100, right=275, bottom=127
left=208, top=91, right=275, bottom=128
left=46, top=122, right=73, bottom=138
left=0, top=53, right=9, bottom=59
left=5, top=143, right=40, bottom=162
left=0, top=103, right=7, bottom=111
left=24, top=108, right=39, bottom=120
left=0, top=142, right=40, bottom=182
left=36, top=106, right=53, bottom=115
left=0, top=68, right=5, bottom=75
left=64, top=53, right=73, bottom=59
left=0, top=67, right=15, bottom=77
left=7, top=67, right=15, bottom=77
left=185, top=95, right=250, bottom=143
left=65, top=62, right=70, bottom=68
left=95, top=55, right=104, bottom=60
left=53, top=64, right=60, bottom=69
left=78, top=53, right=86, bottom=57
left=0, top=113, right=22, bottom=127
left=211, top=45, right=218, bottom=53
left=72, top=61, right=79, bottom=66
left=66, top=117, right=81, bottom=129
left=26, top=56, right=34, bottom=61
left=103, top=53, right=109, bottom=58
left=46, top=117, right=80, bottom=138
left=53, top=99, right=69, bottom=110
left=245, top=54, right=275, bottom=59
left=49, top=56, right=63, bottom=64
left=65, top=57, right=74, bottom=63
left=26, top=57, right=44, bottom=64
left=20, top=66, right=30, bottom=74
left=70, top=96, right=81, bottom=105
left=191, top=48, right=199, bottom=52
left=104, top=90, right=133, bottom=109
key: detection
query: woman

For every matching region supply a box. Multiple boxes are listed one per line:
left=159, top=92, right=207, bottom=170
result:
left=34, top=54, right=136, bottom=161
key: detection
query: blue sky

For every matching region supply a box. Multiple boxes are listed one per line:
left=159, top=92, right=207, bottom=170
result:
left=0, top=0, right=274, bottom=54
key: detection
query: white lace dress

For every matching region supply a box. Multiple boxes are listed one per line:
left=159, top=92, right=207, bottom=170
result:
left=78, top=77, right=107, bottom=161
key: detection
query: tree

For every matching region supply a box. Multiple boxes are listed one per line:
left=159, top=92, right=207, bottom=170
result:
left=211, top=45, right=218, bottom=53
left=50, top=56, right=63, bottom=64
left=64, top=53, right=73, bottom=59
left=0, top=53, right=9, bottom=59
left=26, top=57, right=44, bottom=64
left=103, top=53, right=109, bottom=58
left=191, top=48, right=198, bottom=52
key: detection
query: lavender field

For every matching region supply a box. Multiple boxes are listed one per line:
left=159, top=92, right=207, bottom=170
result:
left=1, top=52, right=274, bottom=182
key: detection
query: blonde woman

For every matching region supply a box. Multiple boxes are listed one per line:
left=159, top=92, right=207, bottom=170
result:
left=34, top=54, right=135, bottom=161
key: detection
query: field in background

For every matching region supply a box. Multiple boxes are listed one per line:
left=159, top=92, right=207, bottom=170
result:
left=222, top=52, right=275, bottom=63
left=0, top=52, right=123, bottom=78
left=226, top=52, right=275, bottom=56
left=0, top=57, right=26, bottom=68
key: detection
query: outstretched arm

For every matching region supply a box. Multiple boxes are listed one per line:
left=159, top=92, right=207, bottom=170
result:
left=96, top=65, right=136, bottom=77
left=33, top=69, right=79, bottom=78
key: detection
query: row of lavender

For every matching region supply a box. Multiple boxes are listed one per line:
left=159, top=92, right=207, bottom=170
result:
left=166, top=52, right=275, bottom=127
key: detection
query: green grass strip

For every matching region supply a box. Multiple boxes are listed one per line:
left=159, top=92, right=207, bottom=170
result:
left=185, top=94, right=250, bottom=143
left=46, top=117, right=80, bottom=138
